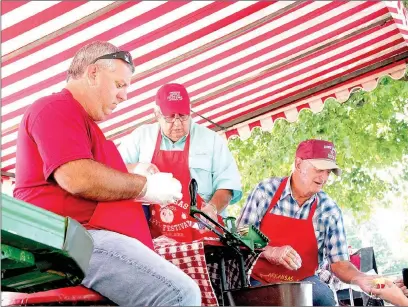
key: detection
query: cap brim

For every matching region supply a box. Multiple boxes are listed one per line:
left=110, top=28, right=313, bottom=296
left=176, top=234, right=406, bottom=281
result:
left=308, top=159, right=342, bottom=176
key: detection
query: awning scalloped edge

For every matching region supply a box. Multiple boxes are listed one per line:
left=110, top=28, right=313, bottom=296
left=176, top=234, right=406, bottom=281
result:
left=220, top=62, right=408, bottom=142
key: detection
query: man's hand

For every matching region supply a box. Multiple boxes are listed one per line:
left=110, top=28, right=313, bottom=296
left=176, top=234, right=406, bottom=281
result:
left=127, top=162, right=159, bottom=176
left=350, top=275, right=378, bottom=294
left=262, top=245, right=302, bottom=270
left=137, top=173, right=182, bottom=206
left=395, top=278, right=408, bottom=297
left=371, top=279, right=408, bottom=306
left=201, top=202, right=218, bottom=221
left=196, top=203, right=218, bottom=232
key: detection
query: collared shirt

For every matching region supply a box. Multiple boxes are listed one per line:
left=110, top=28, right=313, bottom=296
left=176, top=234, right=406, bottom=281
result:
left=118, top=122, right=242, bottom=206
left=236, top=176, right=349, bottom=265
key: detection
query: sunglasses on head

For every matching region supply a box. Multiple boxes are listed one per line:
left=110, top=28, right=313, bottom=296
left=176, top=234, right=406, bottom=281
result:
left=91, top=51, right=134, bottom=70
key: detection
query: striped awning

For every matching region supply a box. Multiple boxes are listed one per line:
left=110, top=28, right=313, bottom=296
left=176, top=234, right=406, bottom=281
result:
left=2, top=1, right=408, bottom=177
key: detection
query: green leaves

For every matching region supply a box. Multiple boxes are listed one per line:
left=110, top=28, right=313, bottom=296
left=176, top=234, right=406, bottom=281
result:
left=228, top=75, right=408, bottom=220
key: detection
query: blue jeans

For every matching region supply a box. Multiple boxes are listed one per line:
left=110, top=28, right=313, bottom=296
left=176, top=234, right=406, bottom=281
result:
left=82, top=230, right=201, bottom=306
left=250, top=275, right=336, bottom=306
left=301, top=275, right=336, bottom=306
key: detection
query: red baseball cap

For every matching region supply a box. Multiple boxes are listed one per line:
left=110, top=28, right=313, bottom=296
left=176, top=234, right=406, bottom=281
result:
left=296, top=139, right=342, bottom=176
left=155, top=83, right=191, bottom=116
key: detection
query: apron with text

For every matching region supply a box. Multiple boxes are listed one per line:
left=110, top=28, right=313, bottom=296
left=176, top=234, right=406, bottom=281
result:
left=149, top=132, right=251, bottom=306
left=149, top=131, right=221, bottom=242
left=251, top=177, right=318, bottom=283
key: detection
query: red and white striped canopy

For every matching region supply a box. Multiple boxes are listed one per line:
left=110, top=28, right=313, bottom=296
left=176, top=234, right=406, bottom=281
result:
left=2, top=1, right=408, bottom=178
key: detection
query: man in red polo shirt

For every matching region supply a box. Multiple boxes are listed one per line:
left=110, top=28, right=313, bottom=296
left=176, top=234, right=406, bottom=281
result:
left=13, top=41, right=200, bottom=306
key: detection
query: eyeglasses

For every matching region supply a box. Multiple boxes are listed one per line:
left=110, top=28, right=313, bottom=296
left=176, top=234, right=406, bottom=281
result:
left=161, top=113, right=190, bottom=123
left=91, top=51, right=134, bottom=71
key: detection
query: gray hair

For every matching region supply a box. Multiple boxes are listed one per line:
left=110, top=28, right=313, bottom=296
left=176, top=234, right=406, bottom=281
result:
left=67, top=41, right=127, bottom=81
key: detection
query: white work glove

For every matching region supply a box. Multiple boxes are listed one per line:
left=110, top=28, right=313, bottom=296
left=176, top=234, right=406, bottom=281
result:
left=263, top=245, right=302, bottom=270
left=137, top=172, right=182, bottom=207
left=128, top=162, right=160, bottom=176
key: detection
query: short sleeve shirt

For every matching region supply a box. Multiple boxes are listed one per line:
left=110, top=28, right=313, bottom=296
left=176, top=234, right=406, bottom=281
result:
left=118, top=122, right=243, bottom=205
left=14, top=89, right=112, bottom=224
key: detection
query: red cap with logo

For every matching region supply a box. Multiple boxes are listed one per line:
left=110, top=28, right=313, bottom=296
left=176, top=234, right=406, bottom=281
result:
left=296, top=139, right=342, bottom=176
left=155, top=83, right=191, bottom=116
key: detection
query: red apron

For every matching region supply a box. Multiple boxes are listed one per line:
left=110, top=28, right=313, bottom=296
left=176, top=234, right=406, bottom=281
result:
left=251, top=177, right=318, bottom=283
left=87, top=140, right=154, bottom=250
left=149, top=131, right=221, bottom=242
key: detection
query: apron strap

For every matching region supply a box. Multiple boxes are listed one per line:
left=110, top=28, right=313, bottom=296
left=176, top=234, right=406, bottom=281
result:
left=154, top=128, right=163, bottom=152
left=265, top=177, right=288, bottom=214
left=266, top=177, right=318, bottom=221
left=307, top=197, right=318, bottom=221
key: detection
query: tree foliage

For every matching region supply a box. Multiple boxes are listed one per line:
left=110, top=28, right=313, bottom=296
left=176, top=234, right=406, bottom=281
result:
left=344, top=211, right=408, bottom=275
left=227, top=73, right=408, bottom=220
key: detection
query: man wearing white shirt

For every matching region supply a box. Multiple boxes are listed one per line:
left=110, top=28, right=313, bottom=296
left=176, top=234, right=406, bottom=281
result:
left=119, top=83, right=242, bottom=241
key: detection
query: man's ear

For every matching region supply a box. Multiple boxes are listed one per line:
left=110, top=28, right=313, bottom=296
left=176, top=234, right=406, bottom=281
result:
left=294, top=157, right=303, bottom=171
left=86, top=64, right=98, bottom=86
